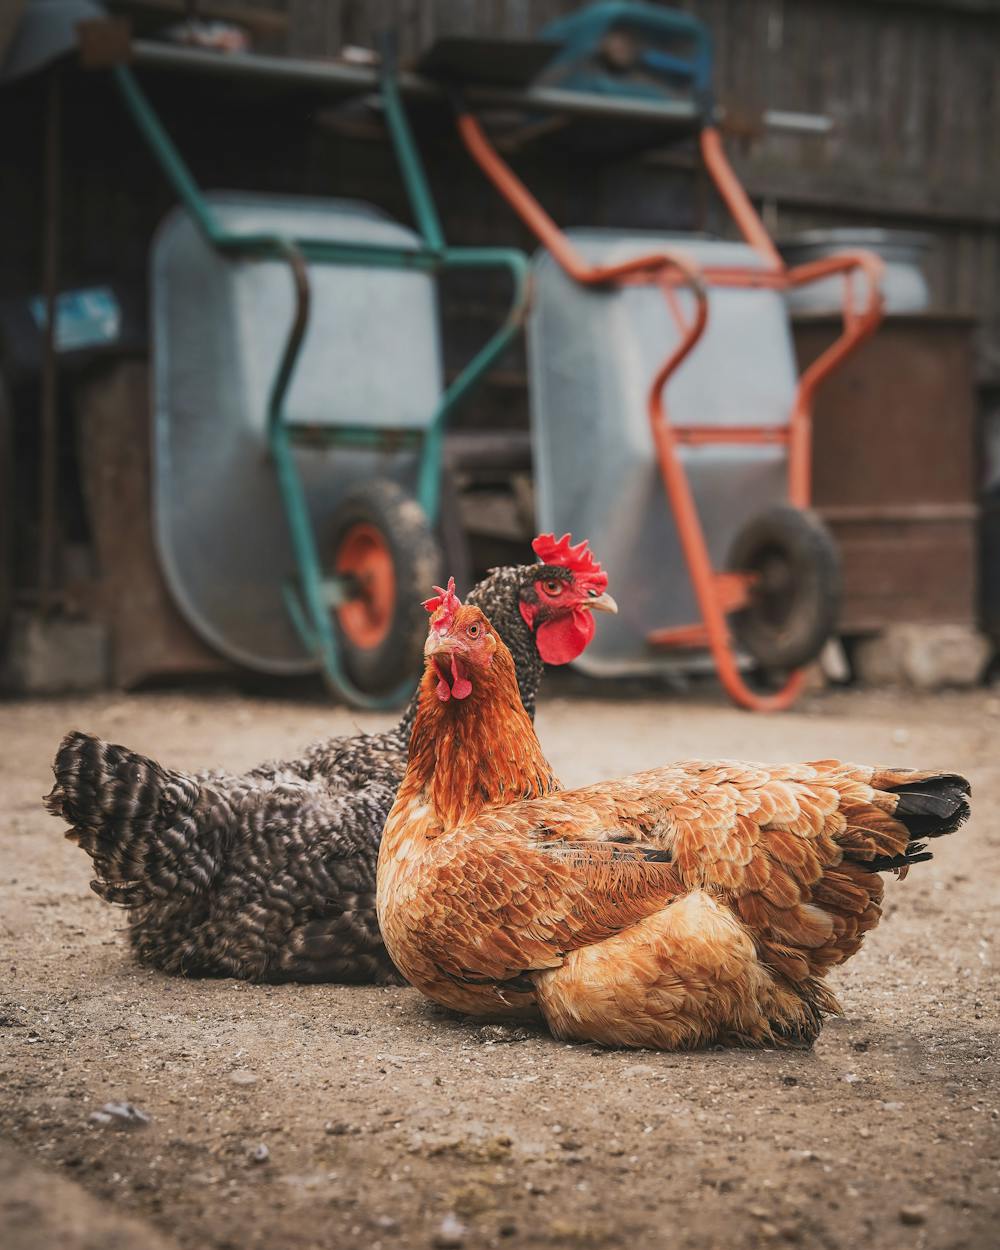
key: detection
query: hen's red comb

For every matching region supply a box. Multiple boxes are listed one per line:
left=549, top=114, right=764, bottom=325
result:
left=532, top=532, right=604, bottom=581
left=422, top=576, right=462, bottom=628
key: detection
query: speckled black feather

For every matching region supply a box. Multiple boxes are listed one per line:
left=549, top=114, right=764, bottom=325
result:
left=44, top=563, right=565, bottom=984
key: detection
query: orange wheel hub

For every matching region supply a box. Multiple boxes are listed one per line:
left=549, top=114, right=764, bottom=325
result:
left=334, top=523, right=396, bottom=650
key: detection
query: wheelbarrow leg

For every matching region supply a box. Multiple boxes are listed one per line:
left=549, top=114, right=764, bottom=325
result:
left=260, top=242, right=384, bottom=703
left=648, top=365, right=805, bottom=714
left=262, top=241, right=340, bottom=680
left=271, top=427, right=334, bottom=668
left=266, top=246, right=425, bottom=709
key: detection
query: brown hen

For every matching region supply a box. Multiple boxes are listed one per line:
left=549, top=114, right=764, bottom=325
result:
left=376, top=587, right=970, bottom=1049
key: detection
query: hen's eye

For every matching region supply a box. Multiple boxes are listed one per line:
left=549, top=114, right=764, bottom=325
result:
left=543, top=580, right=563, bottom=596
left=467, top=622, right=481, bottom=638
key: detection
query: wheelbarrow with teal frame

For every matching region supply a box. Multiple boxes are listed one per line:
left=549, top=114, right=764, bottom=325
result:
left=109, top=59, right=530, bottom=708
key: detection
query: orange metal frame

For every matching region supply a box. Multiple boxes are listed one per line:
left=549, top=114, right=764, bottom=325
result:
left=457, top=113, right=884, bottom=711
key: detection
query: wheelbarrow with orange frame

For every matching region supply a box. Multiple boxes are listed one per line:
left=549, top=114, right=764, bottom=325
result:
left=438, top=7, right=884, bottom=712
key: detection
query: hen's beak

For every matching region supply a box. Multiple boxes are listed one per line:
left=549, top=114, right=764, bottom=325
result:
left=424, top=631, right=456, bottom=658
left=584, top=591, right=618, bottom=615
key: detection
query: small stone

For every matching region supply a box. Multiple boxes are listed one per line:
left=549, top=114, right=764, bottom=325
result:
left=843, top=1072, right=861, bottom=1084
left=853, top=1041, right=870, bottom=1052
left=819, top=637, right=850, bottom=684
left=325, top=1121, right=355, bottom=1136
left=375, top=1216, right=400, bottom=1234
left=251, top=1144, right=269, bottom=1164
left=859, top=1127, right=871, bottom=1139
left=760, top=1222, right=780, bottom=1240
left=899, top=1205, right=928, bottom=1226
left=471, top=1024, right=533, bottom=1044
left=498, top=1221, right=518, bottom=1238
left=88, top=1101, right=150, bottom=1129
left=781, top=1076, right=798, bottom=1087
left=854, top=624, right=989, bottom=691
left=229, top=1070, right=257, bottom=1087
left=1, top=611, right=108, bottom=694
left=432, top=1212, right=467, bottom=1248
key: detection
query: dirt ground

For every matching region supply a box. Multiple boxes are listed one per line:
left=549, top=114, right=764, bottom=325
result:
left=2, top=685, right=998, bottom=1250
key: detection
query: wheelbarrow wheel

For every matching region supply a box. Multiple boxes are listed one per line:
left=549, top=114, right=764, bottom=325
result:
left=327, top=479, right=442, bottom=696
left=727, top=505, right=840, bottom=672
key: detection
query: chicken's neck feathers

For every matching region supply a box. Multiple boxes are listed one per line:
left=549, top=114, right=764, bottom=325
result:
left=399, top=646, right=556, bottom=830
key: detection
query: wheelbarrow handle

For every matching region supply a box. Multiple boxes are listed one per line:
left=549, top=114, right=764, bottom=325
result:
left=418, top=247, right=533, bottom=522
left=785, top=248, right=885, bottom=327
left=456, top=110, right=709, bottom=299
left=255, top=239, right=311, bottom=437
left=781, top=248, right=885, bottom=510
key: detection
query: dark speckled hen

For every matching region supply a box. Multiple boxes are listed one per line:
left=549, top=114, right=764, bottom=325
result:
left=44, top=536, right=616, bottom=984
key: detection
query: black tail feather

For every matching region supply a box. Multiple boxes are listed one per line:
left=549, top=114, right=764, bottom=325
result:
left=867, top=845, right=934, bottom=872
left=869, top=773, right=970, bottom=872
left=891, top=775, right=971, bottom=838
left=45, top=731, right=226, bottom=907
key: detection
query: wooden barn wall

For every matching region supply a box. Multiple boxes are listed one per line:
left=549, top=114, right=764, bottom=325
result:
left=278, top=0, right=1000, bottom=383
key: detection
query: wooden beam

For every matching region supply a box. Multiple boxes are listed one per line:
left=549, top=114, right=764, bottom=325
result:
left=866, top=0, right=1000, bottom=15
left=109, top=0, right=289, bottom=37
left=643, top=149, right=1000, bottom=230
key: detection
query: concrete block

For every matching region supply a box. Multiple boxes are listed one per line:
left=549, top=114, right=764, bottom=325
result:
left=853, top=624, right=989, bottom=690
left=1, top=611, right=109, bottom=695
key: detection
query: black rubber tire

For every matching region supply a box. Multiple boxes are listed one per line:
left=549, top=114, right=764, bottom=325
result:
left=727, top=504, right=840, bottom=672
left=326, top=478, right=442, bottom=696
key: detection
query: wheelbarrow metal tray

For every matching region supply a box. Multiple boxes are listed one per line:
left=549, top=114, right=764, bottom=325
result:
left=529, top=231, right=796, bottom=678
left=152, top=193, right=443, bottom=674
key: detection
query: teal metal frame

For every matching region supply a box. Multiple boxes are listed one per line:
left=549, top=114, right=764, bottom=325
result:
left=113, top=62, right=531, bottom=708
